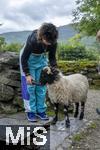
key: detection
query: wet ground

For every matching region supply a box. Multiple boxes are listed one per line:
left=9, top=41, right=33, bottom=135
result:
left=70, top=119, right=100, bottom=150
left=0, top=89, right=100, bottom=150
left=68, top=89, right=100, bottom=150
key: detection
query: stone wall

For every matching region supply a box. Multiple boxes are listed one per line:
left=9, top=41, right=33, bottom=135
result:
left=0, top=51, right=23, bottom=113
left=80, top=67, right=100, bottom=87
left=65, top=67, right=100, bottom=87
left=58, top=61, right=100, bottom=87
left=0, top=51, right=100, bottom=114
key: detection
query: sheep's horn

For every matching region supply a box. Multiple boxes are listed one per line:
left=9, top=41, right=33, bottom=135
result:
left=47, top=67, right=51, bottom=74
left=43, top=67, right=51, bottom=74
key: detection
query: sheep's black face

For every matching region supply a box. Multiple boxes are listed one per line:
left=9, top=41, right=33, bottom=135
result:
left=40, top=67, right=60, bottom=85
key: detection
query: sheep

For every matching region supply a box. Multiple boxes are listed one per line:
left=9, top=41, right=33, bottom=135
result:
left=40, top=66, right=89, bottom=128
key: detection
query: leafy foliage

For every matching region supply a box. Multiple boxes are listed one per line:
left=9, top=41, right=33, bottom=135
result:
left=4, top=43, right=22, bottom=52
left=57, top=34, right=99, bottom=61
left=0, top=36, right=22, bottom=52
left=0, top=37, right=6, bottom=50
left=73, top=0, right=100, bottom=36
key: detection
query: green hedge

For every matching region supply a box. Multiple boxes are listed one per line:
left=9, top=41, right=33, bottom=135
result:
left=57, top=43, right=99, bottom=61
left=58, top=60, right=98, bottom=73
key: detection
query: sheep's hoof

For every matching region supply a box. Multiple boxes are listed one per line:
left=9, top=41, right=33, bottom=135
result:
left=51, top=117, right=57, bottom=125
left=65, top=120, right=70, bottom=128
left=79, top=112, right=84, bottom=120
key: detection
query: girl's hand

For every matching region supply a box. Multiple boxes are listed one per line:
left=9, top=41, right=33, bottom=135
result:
left=26, top=75, right=33, bottom=84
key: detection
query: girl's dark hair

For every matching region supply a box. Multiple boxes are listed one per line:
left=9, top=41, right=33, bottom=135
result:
left=37, top=23, right=58, bottom=44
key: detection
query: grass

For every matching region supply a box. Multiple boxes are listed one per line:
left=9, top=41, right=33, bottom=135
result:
left=72, top=121, right=97, bottom=143
left=47, top=107, right=65, bottom=120
left=72, top=133, right=84, bottom=142
left=89, top=122, right=97, bottom=129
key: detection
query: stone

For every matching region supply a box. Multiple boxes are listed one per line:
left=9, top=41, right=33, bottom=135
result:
left=82, top=67, right=88, bottom=71
left=0, top=113, right=52, bottom=148
left=50, top=118, right=88, bottom=150
left=80, top=70, right=88, bottom=75
left=0, top=64, right=3, bottom=72
left=87, top=73, right=100, bottom=79
left=0, top=84, right=14, bottom=102
left=88, top=68, right=97, bottom=73
left=0, top=51, right=18, bottom=65
left=0, top=52, right=19, bottom=73
left=13, top=96, right=24, bottom=109
left=7, top=80, right=21, bottom=88
left=62, top=139, right=72, bottom=149
left=0, top=102, right=17, bottom=114
left=57, top=146, right=63, bottom=150
left=93, top=80, right=100, bottom=86
left=0, top=76, right=10, bottom=84
left=7, top=69, right=20, bottom=81
left=65, top=72, right=74, bottom=76
left=0, top=76, right=21, bottom=88
left=88, top=78, right=93, bottom=85
left=0, top=113, right=52, bottom=125
left=7, top=112, right=26, bottom=120
left=16, top=88, right=21, bottom=92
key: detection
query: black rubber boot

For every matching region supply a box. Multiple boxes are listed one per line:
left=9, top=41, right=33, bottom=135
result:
left=96, top=108, right=100, bottom=115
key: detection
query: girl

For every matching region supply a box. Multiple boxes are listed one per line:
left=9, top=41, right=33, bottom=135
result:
left=19, top=23, right=58, bottom=122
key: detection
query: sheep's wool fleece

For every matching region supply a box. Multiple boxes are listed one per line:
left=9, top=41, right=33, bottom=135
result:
left=47, top=73, right=89, bottom=105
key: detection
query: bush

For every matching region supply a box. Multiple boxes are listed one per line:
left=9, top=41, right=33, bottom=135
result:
left=4, top=43, right=23, bottom=53
left=0, top=37, right=6, bottom=50
left=57, top=34, right=99, bottom=61
left=0, top=36, right=22, bottom=53
left=57, top=43, right=98, bottom=61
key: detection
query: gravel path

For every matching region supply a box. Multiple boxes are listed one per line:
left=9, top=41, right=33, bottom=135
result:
left=70, top=89, right=100, bottom=150
left=85, top=89, right=100, bottom=120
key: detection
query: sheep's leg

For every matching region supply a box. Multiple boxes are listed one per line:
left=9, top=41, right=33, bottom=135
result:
left=74, top=102, right=79, bottom=118
left=52, top=103, right=59, bottom=124
left=79, top=102, right=85, bottom=120
left=64, top=105, right=70, bottom=128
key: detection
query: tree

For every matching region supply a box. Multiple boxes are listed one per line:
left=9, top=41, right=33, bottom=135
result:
left=73, top=0, right=100, bottom=36
left=67, top=34, right=82, bottom=46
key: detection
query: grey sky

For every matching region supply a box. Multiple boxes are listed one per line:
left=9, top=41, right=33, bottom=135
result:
left=0, top=0, right=77, bottom=33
